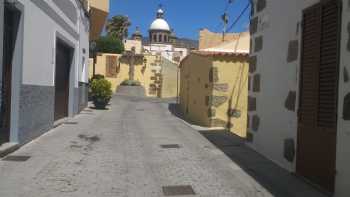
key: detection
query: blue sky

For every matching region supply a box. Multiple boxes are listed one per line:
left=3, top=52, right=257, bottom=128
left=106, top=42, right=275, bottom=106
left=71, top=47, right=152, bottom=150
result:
left=108, top=0, right=251, bottom=40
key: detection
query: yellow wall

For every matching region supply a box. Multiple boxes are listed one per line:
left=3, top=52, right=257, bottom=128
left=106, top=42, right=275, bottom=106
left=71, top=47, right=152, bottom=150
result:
left=213, top=56, right=249, bottom=137
left=199, top=29, right=242, bottom=50
left=89, top=0, right=109, bottom=13
left=124, top=40, right=143, bottom=54
left=132, top=54, right=158, bottom=97
left=180, top=54, right=212, bottom=126
left=180, top=53, right=249, bottom=137
left=89, top=53, right=126, bottom=92
left=160, top=57, right=180, bottom=98
left=89, top=53, right=159, bottom=96
left=89, top=0, right=109, bottom=40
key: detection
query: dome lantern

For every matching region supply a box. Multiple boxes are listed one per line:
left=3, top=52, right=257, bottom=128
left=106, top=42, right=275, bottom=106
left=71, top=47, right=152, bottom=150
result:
left=149, top=6, right=171, bottom=43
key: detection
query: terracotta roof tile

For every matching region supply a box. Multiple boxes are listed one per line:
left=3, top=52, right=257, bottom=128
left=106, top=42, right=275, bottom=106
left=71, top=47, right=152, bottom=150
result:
left=191, top=50, right=249, bottom=57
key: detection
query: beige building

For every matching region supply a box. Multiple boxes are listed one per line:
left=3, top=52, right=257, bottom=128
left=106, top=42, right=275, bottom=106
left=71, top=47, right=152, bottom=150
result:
left=87, top=0, right=110, bottom=41
left=199, top=29, right=249, bottom=50
left=247, top=0, right=350, bottom=196
left=90, top=6, right=187, bottom=98
left=90, top=53, right=162, bottom=97
left=90, top=52, right=180, bottom=98
left=124, top=39, right=143, bottom=54
left=180, top=50, right=249, bottom=138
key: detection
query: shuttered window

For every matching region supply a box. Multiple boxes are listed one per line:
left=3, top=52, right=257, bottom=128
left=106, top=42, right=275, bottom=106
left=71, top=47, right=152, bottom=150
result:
left=317, top=1, right=340, bottom=128
left=299, top=1, right=340, bottom=129
left=299, top=4, right=321, bottom=126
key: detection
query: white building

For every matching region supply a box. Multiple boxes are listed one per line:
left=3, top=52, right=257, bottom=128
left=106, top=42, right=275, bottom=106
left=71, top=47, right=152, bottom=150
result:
left=0, top=0, right=108, bottom=148
left=129, top=7, right=190, bottom=64
left=248, top=0, right=350, bottom=196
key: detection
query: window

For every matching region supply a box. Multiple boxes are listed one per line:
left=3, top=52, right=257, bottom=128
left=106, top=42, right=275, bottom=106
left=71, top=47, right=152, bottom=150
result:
left=153, top=34, right=157, bottom=42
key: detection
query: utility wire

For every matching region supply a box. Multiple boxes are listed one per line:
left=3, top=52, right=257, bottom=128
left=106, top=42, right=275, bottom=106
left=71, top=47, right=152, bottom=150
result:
left=226, top=3, right=250, bottom=32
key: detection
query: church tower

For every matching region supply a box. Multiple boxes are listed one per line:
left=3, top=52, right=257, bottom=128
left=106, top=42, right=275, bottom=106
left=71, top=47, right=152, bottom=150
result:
left=131, top=26, right=143, bottom=41
left=149, top=6, right=171, bottom=43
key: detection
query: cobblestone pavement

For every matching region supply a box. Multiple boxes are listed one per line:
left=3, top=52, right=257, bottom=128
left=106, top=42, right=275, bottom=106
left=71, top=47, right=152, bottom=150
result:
left=0, top=88, right=326, bottom=197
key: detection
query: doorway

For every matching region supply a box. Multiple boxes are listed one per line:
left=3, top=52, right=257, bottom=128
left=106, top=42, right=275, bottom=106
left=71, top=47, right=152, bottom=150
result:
left=54, top=39, right=72, bottom=121
left=0, top=4, right=21, bottom=145
left=297, top=0, right=341, bottom=193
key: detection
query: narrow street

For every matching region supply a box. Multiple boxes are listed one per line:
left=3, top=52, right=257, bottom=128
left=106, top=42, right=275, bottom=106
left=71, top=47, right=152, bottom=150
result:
left=0, top=88, right=326, bottom=197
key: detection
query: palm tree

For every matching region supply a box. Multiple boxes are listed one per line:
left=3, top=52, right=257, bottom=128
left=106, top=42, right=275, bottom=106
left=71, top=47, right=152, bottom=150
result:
left=106, top=15, right=131, bottom=40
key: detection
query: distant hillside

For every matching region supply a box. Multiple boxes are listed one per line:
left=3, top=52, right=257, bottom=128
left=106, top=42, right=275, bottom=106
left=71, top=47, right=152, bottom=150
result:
left=142, top=37, right=198, bottom=50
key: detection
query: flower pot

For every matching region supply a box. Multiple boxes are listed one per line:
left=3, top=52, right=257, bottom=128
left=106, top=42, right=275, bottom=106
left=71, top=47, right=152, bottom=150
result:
left=93, top=98, right=109, bottom=109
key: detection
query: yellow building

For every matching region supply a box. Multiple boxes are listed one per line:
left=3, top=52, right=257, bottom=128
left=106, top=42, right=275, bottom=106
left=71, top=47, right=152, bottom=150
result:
left=87, top=0, right=110, bottom=41
left=199, top=29, right=249, bottom=50
left=89, top=53, right=161, bottom=97
left=159, top=57, right=180, bottom=98
left=180, top=51, right=249, bottom=137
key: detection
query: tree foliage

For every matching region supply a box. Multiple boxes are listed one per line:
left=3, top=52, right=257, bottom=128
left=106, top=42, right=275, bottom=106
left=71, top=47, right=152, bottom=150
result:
left=95, top=36, right=124, bottom=54
left=106, top=15, right=131, bottom=40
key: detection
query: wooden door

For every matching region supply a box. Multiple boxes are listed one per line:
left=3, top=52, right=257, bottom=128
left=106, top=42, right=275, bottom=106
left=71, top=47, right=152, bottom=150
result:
left=54, top=41, right=71, bottom=121
left=297, top=0, right=341, bottom=193
left=0, top=6, right=19, bottom=144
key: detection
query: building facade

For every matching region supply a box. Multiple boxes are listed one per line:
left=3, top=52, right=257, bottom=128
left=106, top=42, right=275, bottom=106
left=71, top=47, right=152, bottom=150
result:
left=0, top=0, right=108, bottom=147
left=199, top=28, right=247, bottom=50
left=180, top=51, right=249, bottom=137
left=248, top=0, right=350, bottom=196
left=90, top=53, right=162, bottom=97
left=88, top=0, right=109, bottom=41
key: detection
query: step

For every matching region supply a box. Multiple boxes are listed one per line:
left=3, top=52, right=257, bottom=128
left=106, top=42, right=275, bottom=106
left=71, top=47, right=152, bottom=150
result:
left=0, top=142, right=20, bottom=158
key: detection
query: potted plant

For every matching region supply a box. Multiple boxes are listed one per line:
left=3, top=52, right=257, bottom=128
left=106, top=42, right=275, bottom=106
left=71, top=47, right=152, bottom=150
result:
left=90, top=78, right=113, bottom=109
left=88, top=74, right=105, bottom=101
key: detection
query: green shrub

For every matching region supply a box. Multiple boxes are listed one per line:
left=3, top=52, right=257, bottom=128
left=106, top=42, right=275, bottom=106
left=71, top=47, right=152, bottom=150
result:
left=88, top=75, right=105, bottom=101
left=120, top=80, right=141, bottom=86
left=91, top=74, right=105, bottom=81
left=90, top=78, right=113, bottom=108
left=94, top=36, right=124, bottom=54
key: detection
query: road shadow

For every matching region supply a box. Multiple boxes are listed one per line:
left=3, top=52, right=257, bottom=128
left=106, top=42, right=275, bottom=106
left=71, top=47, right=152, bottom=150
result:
left=198, top=130, right=328, bottom=197
left=166, top=103, right=326, bottom=197
left=168, top=103, right=185, bottom=120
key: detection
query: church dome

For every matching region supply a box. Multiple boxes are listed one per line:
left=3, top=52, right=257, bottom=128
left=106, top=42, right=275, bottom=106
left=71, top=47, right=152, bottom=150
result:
left=150, top=18, right=170, bottom=31
left=149, top=7, right=170, bottom=32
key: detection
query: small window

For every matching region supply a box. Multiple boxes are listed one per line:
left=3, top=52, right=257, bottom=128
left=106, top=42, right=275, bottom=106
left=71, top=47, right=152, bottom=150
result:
left=159, top=34, right=162, bottom=42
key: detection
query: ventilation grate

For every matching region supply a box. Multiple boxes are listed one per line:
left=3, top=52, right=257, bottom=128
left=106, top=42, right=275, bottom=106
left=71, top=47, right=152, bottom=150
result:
left=2, top=155, right=31, bottom=162
left=64, top=122, right=78, bottom=125
left=162, top=185, right=195, bottom=196
left=160, top=144, right=181, bottom=149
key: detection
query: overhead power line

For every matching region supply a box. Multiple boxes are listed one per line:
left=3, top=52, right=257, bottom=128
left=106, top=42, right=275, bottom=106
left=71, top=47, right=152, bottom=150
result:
left=226, top=3, right=250, bottom=32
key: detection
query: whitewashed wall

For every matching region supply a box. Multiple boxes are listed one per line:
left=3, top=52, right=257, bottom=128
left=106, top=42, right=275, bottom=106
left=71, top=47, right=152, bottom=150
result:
left=249, top=0, right=350, bottom=196
left=248, top=0, right=319, bottom=171
left=335, top=1, right=350, bottom=197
